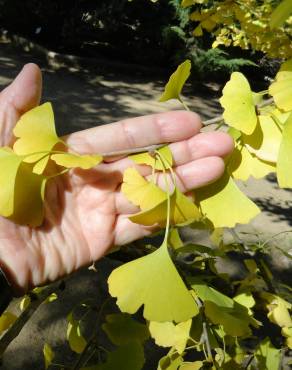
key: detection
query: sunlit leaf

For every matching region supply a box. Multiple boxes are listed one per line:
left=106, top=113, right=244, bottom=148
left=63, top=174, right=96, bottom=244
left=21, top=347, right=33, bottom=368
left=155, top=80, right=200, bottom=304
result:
left=228, top=145, right=275, bottom=181
left=0, top=148, right=23, bottom=217
left=270, top=0, right=292, bottom=29
left=244, top=115, right=282, bottom=163
left=51, top=153, right=103, bottom=169
left=122, top=168, right=167, bottom=210
left=33, top=155, right=50, bottom=175
left=255, top=338, right=281, bottom=370
left=0, top=311, right=17, bottom=334
left=158, top=352, right=184, bottom=370
left=130, top=188, right=200, bottom=227
left=43, top=343, right=54, bottom=370
left=269, top=59, right=292, bottom=112
left=149, top=319, right=192, bottom=354
left=9, top=163, right=47, bottom=227
left=262, top=292, right=292, bottom=328
left=277, top=113, right=292, bottom=187
left=179, top=362, right=203, bottom=370
left=108, top=240, right=199, bottom=322
left=67, top=312, right=87, bottom=354
left=169, top=228, right=184, bottom=249
left=190, top=279, right=233, bottom=308
left=282, top=326, right=292, bottom=349
left=159, top=60, right=191, bottom=102
left=130, top=146, right=173, bottom=170
left=195, top=172, right=260, bottom=228
left=13, top=103, right=62, bottom=167
left=220, top=72, right=257, bottom=135
left=102, top=313, right=149, bottom=345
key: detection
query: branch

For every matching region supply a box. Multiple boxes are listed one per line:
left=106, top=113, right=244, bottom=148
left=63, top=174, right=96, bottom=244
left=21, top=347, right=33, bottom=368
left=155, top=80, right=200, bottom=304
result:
left=0, top=280, right=65, bottom=357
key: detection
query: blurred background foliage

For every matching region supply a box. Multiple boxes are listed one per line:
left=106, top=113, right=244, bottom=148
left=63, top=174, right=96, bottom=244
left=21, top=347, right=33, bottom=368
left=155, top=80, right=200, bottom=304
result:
left=0, top=0, right=285, bottom=81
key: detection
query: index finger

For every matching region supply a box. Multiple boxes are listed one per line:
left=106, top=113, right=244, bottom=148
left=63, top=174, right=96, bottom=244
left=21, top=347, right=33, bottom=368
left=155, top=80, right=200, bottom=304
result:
left=65, top=111, right=202, bottom=155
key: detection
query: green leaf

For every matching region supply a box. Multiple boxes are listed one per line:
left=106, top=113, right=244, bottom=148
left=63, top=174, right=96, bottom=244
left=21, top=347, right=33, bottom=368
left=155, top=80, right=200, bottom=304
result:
left=130, top=146, right=173, bottom=171
left=195, top=172, right=260, bottom=228
left=255, top=338, right=281, bottom=370
left=270, top=0, right=292, bottom=29
left=159, top=60, right=191, bottom=102
left=261, top=292, right=292, bottom=328
left=9, top=163, right=47, bottom=227
left=67, top=312, right=87, bottom=354
left=269, top=59, right=292, bottom=112
left=43, top=343, right=54, bottom=369
left=277, top=113, right=292, bottom=187
left=121, top=168, right=167, bottom=210
left=108, top=240, right=199, bottom=322
left=158, top=352, right=184, bottom=370
left=0, top=311, right=17, bottom=334
left=0, top=148, right=23, bottom=217
left=97, top=341, right=145, bottom=370
left=220, top=72, right=258, bottom=135
left=13, top=102, right=62, bottom=166
left=51, top=153, right=103, bottom=169
left=102, top=313, right=149, bottom=345
left=149, top=319, right=192, bottom=354
left=190, top=279, right=234, bottom=308
left=179, top=362, right=203, bottom=370
left=130, top=187, right=201, bottom=227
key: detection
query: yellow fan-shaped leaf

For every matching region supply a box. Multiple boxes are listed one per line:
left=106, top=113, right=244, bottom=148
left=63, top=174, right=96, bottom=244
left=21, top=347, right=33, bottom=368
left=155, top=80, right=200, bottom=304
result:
left=228, top=145, right=275, bottom=181
left=262, top=293, right=292, bottom=328
left=270, top=0, right=292, bottom=29
left=220, top=72, right=258, bottom=135
left=130, top=146, right=173, bottom=170
left=9, top=163, right=47, bottom=227
left=108, top=240, right=199, bottom=323
left=244, top=115, right=282, bottom=163
left=51, top=153, right=102, bottom=169
left=43, top=343, right=54, bottom=370
left=13, top=102, right=61, bottom=163
left=149, top=319, right=192, bottom=354
left=277, top=113, right=292, bottom=187
left=33, top=155, right=50, bottom=175
left=67, top=313, right=87, bottom=354
left=195, top=172, right=260, bottom=228
left=122, top=167, right=167, bottom=210
left=129, top=188, right=201, bottom=227
left=269, top=59, right=292, bottom=112
left=159, top=60, right=191, bottom=102
left=0, top=148, right=23, bottom=217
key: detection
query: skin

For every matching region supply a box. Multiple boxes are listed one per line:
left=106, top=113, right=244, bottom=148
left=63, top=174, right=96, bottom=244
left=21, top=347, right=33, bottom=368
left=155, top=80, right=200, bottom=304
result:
left=0, top=64, right=234, bottom=294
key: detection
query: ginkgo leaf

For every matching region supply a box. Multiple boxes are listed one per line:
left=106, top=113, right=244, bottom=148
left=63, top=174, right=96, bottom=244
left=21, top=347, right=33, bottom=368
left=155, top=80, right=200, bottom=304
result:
left=51, top=153, right=103, bottom=169
left=282, top=327, right=292, bottom=349
left=122, top=168, right=167, bottom=210
left=67, top=313, right=87, bottom=354
left=255, top=338, right=281, bottom=370
left=190, top=279, right=233, bottom=308
left=0, top=148, right=23, bottom=217
left=102, top=313, right=149, bottom=346
left=0, top=312, right=17, bottom=334
left=43, top=343, right=54, bottom=370
left=244, top=115, right=282, bottom=163
left=277, top=113, right=292, bottom=187
left=9, top=163, right=47, bottom=227
left=262, top=292, right=292, bottom=328
left=220, top=72, right=258, bottom=135
left=158, top=352, right=184, bottom=370
left=33, top=155, right=50, bottom=174
left=97, top=342, right=145, bottom=370
left=270, top=0, right=292, bottom=29
left=129, top=188, right=201, bottom=227
left=228, top=145, right=275, bottom=181
left=130, top=146, right=173, bottom=170
left=159, top=60, right=191, bottom=102
left=13, top=102, right=62, bottom=163
left=269, top=59, right=292, bottom=112
left=195, top=172, right=260, bottom=228
left=149, top=319, right=192, bottom=354
left=179, top=362, right=203, bottom=370
left=204, top=301, right=257, bottom=337
left=108, top=239, right=199, bottom=322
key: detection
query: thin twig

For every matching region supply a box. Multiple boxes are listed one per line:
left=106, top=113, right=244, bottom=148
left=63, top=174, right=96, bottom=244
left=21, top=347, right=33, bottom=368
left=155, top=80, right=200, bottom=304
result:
left=0, top=280, right=65, bottom=356
left=194, top=297, right=213, bottom=363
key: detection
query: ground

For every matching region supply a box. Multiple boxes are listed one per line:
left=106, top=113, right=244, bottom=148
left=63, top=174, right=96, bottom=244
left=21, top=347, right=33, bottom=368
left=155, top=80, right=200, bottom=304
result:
left=0, top=39, right=291, bottom=369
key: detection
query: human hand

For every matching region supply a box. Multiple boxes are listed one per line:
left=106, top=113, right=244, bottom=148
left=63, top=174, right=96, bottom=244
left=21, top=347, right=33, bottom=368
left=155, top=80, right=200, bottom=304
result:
left=0, top=64, right=233, bottom=293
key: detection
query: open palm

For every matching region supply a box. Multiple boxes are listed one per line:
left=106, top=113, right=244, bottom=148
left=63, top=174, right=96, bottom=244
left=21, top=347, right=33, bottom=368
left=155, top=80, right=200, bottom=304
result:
left=0, top=64, right=233, bottom=293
